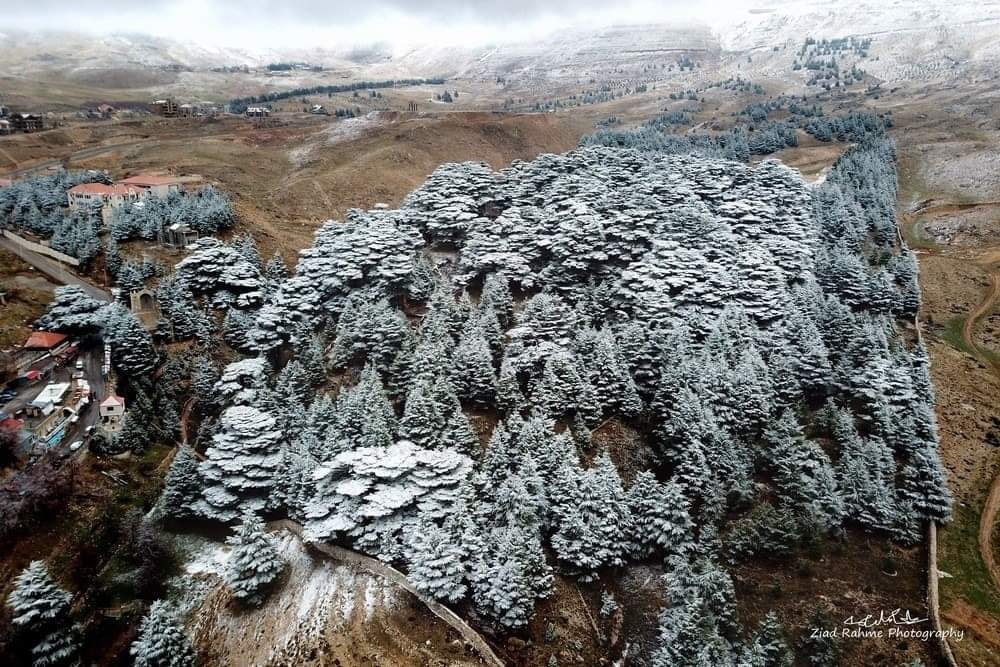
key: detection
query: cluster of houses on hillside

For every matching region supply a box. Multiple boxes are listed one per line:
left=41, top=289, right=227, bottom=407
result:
left=0, top=103, right=45, bottom=135
left=149, top=98, right=222, bottom=118
left=0, top=328, right=126, bottom=453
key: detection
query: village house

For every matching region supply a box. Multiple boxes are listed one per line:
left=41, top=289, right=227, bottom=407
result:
left=99, top=394, right=126, bottom=433
left=165, top=222, right=199, bottom=248
left=120, top=174, right=182, bottom=199
left=11, top=113, right=43, bottom=132
left=149, top=99, right=178, bottom=117
left=28, top=382, right=70, bottom=418
left=67, top=182, right=145, bottom=223
left=245, top=106, right=270, bottom=118
left=97, top=104, right=116, bottom=118
left=15, top=331, right=70, bottom=374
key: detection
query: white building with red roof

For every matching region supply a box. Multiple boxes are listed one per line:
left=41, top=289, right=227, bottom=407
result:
left=99, top=394, right=126, bottom=433
left=67, top=182, right=144, bottom=211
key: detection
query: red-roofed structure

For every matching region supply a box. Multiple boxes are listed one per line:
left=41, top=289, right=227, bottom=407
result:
left=101, top=395, right=125, bottom=408
left=23, top=331, right=68, bottom=350
left=0, top=417, right=24, bottom=432
left=67, top=182, right=144, bottom=210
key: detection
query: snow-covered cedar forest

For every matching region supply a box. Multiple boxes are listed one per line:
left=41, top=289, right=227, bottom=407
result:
left=23, top=120, right=952, bottom=665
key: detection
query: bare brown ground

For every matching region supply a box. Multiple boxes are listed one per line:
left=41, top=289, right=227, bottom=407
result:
left=63, top=111, right=592, bottom=260
left=898, top=143, right=1000, bottom=658
left=0, top=247, right=54, bottom=353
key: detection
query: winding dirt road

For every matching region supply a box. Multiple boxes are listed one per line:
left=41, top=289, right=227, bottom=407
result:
left=905, top=201, right=1000, bottom=602
left=968, top=271, right=1000, bottom=597
left=901, top=201, right=1000, bottom=664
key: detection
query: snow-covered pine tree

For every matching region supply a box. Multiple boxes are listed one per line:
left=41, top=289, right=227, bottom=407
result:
left=444, top=408, right=480, bottom=455
left=328, top=364, right=397, bottom=450
left=833, top=414, right=898, bottom=533
left=407, top=253, right=437, bottom=302
left=130, top=600, right=196, bottom=667
left=507, top=292, right=577, bottom=370
left=451, top=324, right=497, bottom=406
left=102, top=304, right=157, bottom=375
left=296, top=332, right=328, bottom=387
left=224, top=513, right=285, bottom=606
left=551, top=454, right=631, bottom=580
left=587, top=453, right=633, bottom=565
left=784, top=309, right=833, bottom=398
left=496, top=355, right=525, bottom=415
left=405, top=518, right=469, bottom=603
left=588, top=330, right=643, bottom=417
left=191, top=356, right=221, bottom=409
left=627, top=470, right=694, bottom=559
left=899, top=442, right=953, bottom=524
left=35, top=285, right=105, bottom=333
left=400, top=377, right=447, bottom=449
left=532, top=349, right=601, bottom=424
left=481, top=273, right=515, bottom=328
left=473, top=523, right=551, bottom=630
left=223, top=307, right=255, bottom=350
left=161, top=445, right=201, bottom=521
left=231, top=233, right=263, bottom=273
left=263, top=252, right=289, bottom=295
left=745, top=612, right=793, bottom=667
left=6, top=561, right=79, bottom=667
left=477, top=303, right=505, bottom=363
left=304, top=441, right=471, bottom=559
left=275, top=360, right=310, bottom=404
left=766, top=414, right=844, bottom=535
left=156, top=276, right=212, bottom=342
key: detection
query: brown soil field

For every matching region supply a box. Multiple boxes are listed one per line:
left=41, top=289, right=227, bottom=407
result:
left=0, top=248, right=54, bottom=352
left=71, top=111, right=594, bottom=259
left=894, top=103, right=1000, bottom=662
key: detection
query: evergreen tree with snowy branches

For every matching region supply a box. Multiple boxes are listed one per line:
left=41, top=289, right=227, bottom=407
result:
left=405, top=518, right=469, bottom=603
left=161, top=445, right=201, bottom=521
left=6, top=561, right=79, bottom=667
left=627, top=470, right=693, bottom=559
left=130, top=600, right=196, bottom=667
left=224, top=513, right=285, bottom=606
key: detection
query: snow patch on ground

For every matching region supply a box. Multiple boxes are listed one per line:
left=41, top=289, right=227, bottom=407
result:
left=184, top=543, right=231, bottom=576
left=288, top=113, right=384, bottom=167
left=321, top=113, right=383, bottom=146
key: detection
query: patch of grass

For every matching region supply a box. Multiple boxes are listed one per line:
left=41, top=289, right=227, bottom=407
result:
left=940, top=316, right=1000, bottom=368
left=939, top=473, right=1000, bottom=616
left=904, top=216, right=944, bottom=251
left=941, top=317, right=978, bottom=356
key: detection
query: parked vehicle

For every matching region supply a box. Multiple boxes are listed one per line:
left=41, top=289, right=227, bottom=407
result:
left=69, top=441, right=83, bottom=452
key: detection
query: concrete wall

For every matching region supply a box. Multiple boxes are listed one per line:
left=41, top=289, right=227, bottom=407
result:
left=1, top=230, right=80, bottom=267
